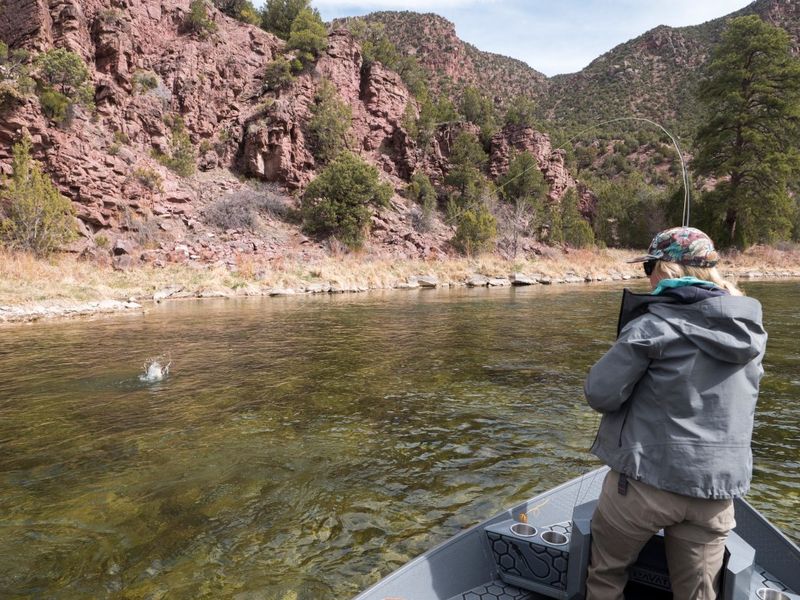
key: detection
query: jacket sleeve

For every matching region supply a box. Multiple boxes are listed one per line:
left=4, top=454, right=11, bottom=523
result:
left=584, top=322, right=660, bottom=413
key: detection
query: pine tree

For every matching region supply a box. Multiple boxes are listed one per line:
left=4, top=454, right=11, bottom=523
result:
left=1, top=136, right=76, bottom=255
left=213, top=0, right=259, bottom=25
left=287, top=7, right=327, bottom=66
left=260, top=0, right=310, bottom=40
left=185, top=0, right=218, bottom=38
left=301, top=152, right=392, bottom=249
left=693, top=15, right=800, bottom=248
left=458, top=86, right=497, bottom=145
left=496, top=152, right=548, bottom=254
left=308, top=79, right=352, bottom=164
left=444, top=132, right=488, bottom=205
left=561, top=189, right=594, bottom=248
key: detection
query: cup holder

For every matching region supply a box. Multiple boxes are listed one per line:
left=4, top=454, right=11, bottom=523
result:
left=509, top=523, right=537, bottom=537
left=541, top=530, right=569, bottom=546
left=757, top=589, right=791, bottom=600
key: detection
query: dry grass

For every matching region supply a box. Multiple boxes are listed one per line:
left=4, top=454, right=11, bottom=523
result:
left=0, top=249, right=233, bottom=307
left=2, top=246, right=799, bottom=311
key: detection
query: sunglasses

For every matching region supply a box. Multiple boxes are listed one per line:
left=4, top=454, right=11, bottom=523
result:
left=643, top=260, right=656, bottom=276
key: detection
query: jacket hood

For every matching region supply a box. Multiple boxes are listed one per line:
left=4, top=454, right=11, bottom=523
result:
left=647, top=296, right=767, bottom=364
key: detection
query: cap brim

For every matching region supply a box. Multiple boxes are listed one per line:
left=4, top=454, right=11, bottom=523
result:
left=626, top=255, right=655, bottom=263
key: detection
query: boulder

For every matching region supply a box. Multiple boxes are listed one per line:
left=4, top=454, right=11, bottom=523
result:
left=416, top=275, right=439, bottom=288
left=269, top=288, right=295, bottom=296
left=153, top=286, right=183, bottom=302
left=488, top=277, right=511, bottom=287
left=113, top=238, right=135, bottom=256
left=466, top=274, right=489, bottom=287
left=305, top=282, right=331, bottom=294
left=510, top=273, right=538, bottom=286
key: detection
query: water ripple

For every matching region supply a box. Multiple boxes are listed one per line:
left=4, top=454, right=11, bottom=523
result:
left=0, top=283, right=796, bottom=599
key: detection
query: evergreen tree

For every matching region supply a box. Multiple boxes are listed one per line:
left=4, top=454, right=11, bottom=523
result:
left=404, top=93, right=457, bottom=155
left=504, top=95, right=538, bottom=128
left=345, top=19, right=399, bottom=70
left=459, top=86, right=497, bottom=145
left=263, top=57, right=296, bottom=90
left=452, top=204, right=496, bottom=256
left=561, top=189, right=594, bottom=248
left=261, top=0, right=310, bottom=41
left=406, top=171, right=437, bottom=232
left=496, top=152, right=548, bottom=254
left=36, top=48, right=92, bottom=100
left=287, top=7, right=328, bottom=66
left=308, top=79, right=352, bottom=163
left=213, top=0, right=259, bottom=25
left=497, top=151, right=547, bottom=204
left=693, top=15, right=800, bottom=248
left=590, top=173, right=667, bottom=248
left=301, top=151, right=392, bottom=248
left=34, top=48, right=94, bottom=122
left=444, top=132, right=488, bottom=205
left=185, top=0, right=218, bottom=38
left=1, top=136, right=76, bottom=255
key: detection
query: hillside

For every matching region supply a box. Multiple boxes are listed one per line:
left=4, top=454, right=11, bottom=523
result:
left=541, top=0, right=800, bottom=135
left=0, top=0, right=587, bottom=271
left=358, top=1, right=800, bottom=138
left=346, top=11, right=549, bottom=103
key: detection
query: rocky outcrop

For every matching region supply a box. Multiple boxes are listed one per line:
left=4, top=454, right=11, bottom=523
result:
left=489, top=125, right=596, bottom=216
left=0, top=0, right=280, bottom=240
left=344, top=12, right=548, bottom=104
left=0, top=0, right=53, bottom=51
left=241, top=29, right=414, bottom=188
left=0, top=1, right=592, bottom=264
left=418, top=121, right=482, bottom=185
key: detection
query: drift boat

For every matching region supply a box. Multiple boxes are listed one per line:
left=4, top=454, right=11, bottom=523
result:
left=354, top=467, right=800, bottom=600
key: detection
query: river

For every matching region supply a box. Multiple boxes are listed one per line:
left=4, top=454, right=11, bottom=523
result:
left=0, top=281, right=797, bottom=599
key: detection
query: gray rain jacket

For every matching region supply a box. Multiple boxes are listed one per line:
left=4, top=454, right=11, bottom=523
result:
left=585, top=286, right=767, bottom=499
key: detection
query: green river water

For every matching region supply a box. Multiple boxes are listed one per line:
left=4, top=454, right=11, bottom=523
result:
left=0, top=281, right=797, bottom=599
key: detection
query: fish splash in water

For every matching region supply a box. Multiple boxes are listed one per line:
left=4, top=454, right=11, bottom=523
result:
left=140, top=357, right=171, bottom=382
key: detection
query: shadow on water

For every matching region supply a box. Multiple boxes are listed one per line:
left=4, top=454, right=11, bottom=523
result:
left=0, top=282, right=796, bottom=599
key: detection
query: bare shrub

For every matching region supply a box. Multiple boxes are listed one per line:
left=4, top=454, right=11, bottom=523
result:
left=133, top=167, right=163, bottom=192
left=203, top=185, right=294, bottom=231
left=123, top=209, right=160, bottom=248
left=497, top=199, right=539, bottom=259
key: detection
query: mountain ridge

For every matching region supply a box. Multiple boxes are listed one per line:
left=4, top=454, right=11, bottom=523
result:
left=358, top=0, right=800, bottom=132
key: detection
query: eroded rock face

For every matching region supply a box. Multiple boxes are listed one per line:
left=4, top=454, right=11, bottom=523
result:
left=488, top=124, right=596, bottom=218
left=241, top=29, right=414, bottom=188
left=0, top=2, right=590, bottom=262
left=0, top=0, right=280, bottom=241
left=0, top=0, right=53, bottom=51
left=417, top=121, right=483, bottom=185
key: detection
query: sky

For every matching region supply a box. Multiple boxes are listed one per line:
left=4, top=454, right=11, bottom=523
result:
left=294, top=0, right=755, bottom=76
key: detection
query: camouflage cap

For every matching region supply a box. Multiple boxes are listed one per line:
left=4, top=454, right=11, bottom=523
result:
left=627, top=226, right=719, bottom=268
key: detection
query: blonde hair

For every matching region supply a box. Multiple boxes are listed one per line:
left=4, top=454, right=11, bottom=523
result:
left=652, top=260, right=744, bottom=296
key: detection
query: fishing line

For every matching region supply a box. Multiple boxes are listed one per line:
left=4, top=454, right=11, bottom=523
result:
left=482, top=116, right=693, bottom=227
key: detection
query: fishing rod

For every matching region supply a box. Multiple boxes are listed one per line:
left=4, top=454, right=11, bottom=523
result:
left=555, top=117, right=692, bottom=227
left=449, top=116, right=693, bottom=229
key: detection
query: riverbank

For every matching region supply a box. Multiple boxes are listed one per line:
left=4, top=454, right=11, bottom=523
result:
left=2, top=245, right=799, bottom=324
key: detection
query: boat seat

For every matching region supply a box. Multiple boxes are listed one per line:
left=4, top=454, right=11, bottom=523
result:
left=567, top=500, right=756, bottom=600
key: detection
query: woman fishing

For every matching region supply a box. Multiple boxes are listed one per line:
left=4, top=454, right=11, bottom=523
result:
left=584, top=226, right=767, bottom=599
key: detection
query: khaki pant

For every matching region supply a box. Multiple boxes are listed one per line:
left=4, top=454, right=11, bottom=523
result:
left=586, top=470, right=735, bottom=600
